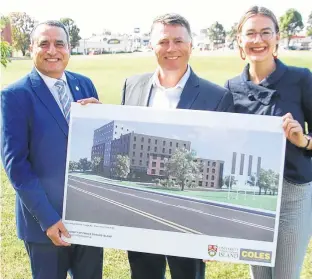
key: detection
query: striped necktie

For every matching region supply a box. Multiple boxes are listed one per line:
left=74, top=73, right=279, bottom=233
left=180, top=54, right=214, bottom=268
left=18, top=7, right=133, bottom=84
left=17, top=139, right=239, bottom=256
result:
left=54, top=79, right=71, bottom=123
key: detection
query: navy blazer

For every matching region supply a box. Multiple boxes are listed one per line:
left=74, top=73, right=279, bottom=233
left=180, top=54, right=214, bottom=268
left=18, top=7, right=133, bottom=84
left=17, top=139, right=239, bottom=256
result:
left=225, top=59, right=312, bottom=184
left=1, top=68, right=98, bottom=243
left=122, top=67, right=234, bottom=112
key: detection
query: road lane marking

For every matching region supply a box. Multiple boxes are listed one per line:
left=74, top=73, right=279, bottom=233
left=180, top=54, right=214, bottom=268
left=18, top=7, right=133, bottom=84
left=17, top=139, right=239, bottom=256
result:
left=68, top=178, right=274, bottom=231
left=69, top=184, right=203, bottom=235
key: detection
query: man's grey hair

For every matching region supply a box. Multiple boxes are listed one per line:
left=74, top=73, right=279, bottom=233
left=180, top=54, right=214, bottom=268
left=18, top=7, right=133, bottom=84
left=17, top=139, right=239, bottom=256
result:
left=30, top=20, right=70, bottom=45
left=150, top=13, right=192, bottom=42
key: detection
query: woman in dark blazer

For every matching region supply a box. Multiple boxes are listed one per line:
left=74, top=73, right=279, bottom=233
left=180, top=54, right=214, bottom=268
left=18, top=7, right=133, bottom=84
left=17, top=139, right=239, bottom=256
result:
left=225, top=6, right=312, bottom=279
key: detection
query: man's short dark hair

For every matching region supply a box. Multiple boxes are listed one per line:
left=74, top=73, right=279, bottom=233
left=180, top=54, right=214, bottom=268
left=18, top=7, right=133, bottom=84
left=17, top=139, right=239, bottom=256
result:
left=150, top=13, right=192, bottom=41
left=30, top=20, right=70, bottom=46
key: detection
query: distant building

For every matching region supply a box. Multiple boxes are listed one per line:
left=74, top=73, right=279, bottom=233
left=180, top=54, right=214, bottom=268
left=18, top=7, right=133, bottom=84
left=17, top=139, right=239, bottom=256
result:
left=91, top=121, right=225, bottom=188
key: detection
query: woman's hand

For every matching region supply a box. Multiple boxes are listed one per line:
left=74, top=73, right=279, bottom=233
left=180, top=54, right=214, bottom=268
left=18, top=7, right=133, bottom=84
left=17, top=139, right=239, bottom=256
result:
left=282, top=113, right=307, bottom=148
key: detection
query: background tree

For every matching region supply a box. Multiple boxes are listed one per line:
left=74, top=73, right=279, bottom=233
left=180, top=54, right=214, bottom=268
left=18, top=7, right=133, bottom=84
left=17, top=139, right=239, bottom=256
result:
left=69, top=161, right=79, bottom=172
left=307, top=11, right=312, bottom=36
left=1, top=16, right=12, bottom=67
left=257, top=169, right=279, bottom=195
left=113, top=155, right=130, bottom=180
left=208, top=21, right=226, bottom=50
left=91, top=156, right=103, bottom=174
left=227, top=22, right=238, bottom=47
left=60, top=18, right=81, bottom=49
left=279, top=9, right=304, bottom=47
left=9, top=12, right=35, bottom=56
left=165, top=148, right=200, bottom=191
left=78, top=158, right=92, bottom=172
left=223, top=175, right=237, bottom=189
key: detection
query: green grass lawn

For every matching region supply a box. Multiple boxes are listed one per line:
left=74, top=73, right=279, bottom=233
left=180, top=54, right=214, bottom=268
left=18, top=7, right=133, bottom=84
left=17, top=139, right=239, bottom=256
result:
left=1, top=51, right=312, bottom=278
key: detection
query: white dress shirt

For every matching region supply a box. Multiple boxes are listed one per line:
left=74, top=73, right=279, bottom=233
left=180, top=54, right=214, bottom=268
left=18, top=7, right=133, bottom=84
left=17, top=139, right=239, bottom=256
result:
left=36, top=69, right=74, bottom=116
left=149, top=66, right=191, bottom=109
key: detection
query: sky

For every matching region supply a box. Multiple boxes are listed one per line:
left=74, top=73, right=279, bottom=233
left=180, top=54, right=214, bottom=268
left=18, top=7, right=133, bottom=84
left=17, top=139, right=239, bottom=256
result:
left=68, top=118, right=284, bottom=176
left=2, top=0, right=311, bottom=38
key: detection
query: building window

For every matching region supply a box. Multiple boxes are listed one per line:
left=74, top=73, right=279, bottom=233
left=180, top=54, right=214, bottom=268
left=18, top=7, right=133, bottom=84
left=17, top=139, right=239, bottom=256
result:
left=154, top=147, right=157, bottom=152
left=207, top=168, right=209, bottom=173
left=184, top=144, right=186, bottom=148
left=141, top=137, right=144, bottom=142
left=207, top=161, right=210, bottom=166
left=141, top=145, right=143, bottom=150
left=134, top=136, right=136, bottom=141
left=211, top=182, right=214, bottom=187
left=155, top=139, right=158, bottom=144
left=151, top=169, right=156, bottom=174
left=176, top=142, right=179, bottom=147
left=152, top=162, right=156, bottom=167
left=153, top=154, right=157, bottom=159
left=170, top=142, right=172, bottom=147
left=206, top=175, right=209, bottom=179
left=147, top=153, right=149, bottom=157
left=159, top=170, right=164, bottom=175
left=160, top=162, right=164, bottom=168
left=132, top=159, right=135, bottom=164
left=212, top=175, right=215, bottom=180
left=148, top=138, right=151, bottom=144
left=133, top=144, right=136, bottom=149
left=212, top=169, right=215, bottom=173
left=133, top=151, right=135, bottom=156
left=162, top=148, right=165, bottom=153
left=163, top=141, right=166, bottom=146
left=139, top=160, right=142, bottom=165
left=140, top=153, right=143, bottom=158
left=205, top=182, right=208, bottom=187
left=161, top=155, right=165, bottom=160
left=212, top=162, right=216, bottom=167
left=169, top=149, right=172, bottom=154
left=198, top=181, right=202, bottom=186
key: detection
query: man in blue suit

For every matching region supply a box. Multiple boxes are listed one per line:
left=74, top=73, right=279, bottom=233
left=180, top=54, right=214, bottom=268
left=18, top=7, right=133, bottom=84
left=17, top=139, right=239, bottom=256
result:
left=122, top=13, right=234, bottom=279
left=1, top=20, right=103, bottom=279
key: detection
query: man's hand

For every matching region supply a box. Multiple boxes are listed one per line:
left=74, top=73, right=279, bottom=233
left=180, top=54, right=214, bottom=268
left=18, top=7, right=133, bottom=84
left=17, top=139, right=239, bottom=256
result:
left=46, top=220, right=71, bottom=246
left=282, top=113, right=307, bottom=148
left=77, top=97, right=102, bottom=105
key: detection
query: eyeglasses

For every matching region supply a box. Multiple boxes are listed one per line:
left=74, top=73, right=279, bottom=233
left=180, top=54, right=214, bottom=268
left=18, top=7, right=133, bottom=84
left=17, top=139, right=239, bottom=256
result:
left=242, top=30, right=275, bottom=42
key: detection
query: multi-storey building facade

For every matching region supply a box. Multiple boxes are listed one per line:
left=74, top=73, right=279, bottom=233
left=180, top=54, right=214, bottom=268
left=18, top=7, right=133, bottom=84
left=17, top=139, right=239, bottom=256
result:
left=110, top=132, right=191, bottom=180
left=193, top=159, right=224, bottom=188
left=92, top=122, right=225, bottom=188
left=91, top=121, right=133, bottom=174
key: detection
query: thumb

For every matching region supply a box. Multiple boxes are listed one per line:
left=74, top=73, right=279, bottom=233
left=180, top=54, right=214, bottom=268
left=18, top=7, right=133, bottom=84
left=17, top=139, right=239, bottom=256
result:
left=59, top=222, right=70, bottom=238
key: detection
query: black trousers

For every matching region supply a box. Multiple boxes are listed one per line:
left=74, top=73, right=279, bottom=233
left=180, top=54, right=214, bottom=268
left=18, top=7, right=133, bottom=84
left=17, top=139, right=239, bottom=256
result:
left=24, top=242, right=103, bottom=279
left=128, top=251, right=205, bottom=279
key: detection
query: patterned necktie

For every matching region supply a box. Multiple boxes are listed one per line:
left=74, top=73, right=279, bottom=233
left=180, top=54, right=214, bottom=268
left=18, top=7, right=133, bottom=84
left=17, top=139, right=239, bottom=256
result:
left=54, top=79, right=71, bottom=123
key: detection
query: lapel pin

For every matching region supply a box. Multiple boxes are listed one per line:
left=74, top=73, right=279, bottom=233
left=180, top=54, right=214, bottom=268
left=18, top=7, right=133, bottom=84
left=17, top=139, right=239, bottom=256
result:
left=76, top=86, right=79, bottom=91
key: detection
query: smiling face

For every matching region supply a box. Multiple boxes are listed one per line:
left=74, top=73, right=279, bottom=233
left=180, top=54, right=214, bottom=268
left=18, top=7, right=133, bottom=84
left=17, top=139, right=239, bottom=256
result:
left=150, top=23, right=192, bottom=72
left=30, top=24, right=70, bottom=78
left=238, top=14, right=279, bottom=63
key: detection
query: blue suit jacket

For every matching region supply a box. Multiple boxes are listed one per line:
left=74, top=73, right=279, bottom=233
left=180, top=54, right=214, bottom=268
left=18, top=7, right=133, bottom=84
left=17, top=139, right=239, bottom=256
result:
left=122, top=67, right=234, bottom=112
left=1, top=68, right=98, bottom=243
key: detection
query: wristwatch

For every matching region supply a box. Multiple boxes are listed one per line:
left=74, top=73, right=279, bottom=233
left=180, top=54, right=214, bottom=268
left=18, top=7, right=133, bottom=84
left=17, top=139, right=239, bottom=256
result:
left=304, top=135, right=311, bottom=150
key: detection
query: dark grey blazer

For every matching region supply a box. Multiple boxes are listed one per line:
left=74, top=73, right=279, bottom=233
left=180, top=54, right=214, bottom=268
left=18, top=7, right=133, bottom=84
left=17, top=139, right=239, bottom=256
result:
left=122, top=68, right=234, bottom=112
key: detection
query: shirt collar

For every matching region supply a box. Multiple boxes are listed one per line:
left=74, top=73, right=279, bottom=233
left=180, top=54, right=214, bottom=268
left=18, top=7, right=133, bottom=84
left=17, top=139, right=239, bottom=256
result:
left=35, top=68, right=67, bottom=90
left=152, top=65, right=191, bottom=90
left=241, top=59, right=287, bottom=87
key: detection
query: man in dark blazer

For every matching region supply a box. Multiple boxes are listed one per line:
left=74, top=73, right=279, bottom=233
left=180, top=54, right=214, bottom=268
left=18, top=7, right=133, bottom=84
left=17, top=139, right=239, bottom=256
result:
left=1, top=21, right=103, bottom=279
left=122, top=13, right=234, bottom=279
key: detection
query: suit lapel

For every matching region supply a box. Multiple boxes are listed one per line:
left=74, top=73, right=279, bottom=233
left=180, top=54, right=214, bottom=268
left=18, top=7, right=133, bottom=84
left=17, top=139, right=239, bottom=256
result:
left=29, top=68, right=68, bottom=137
left=138, top=75, right=153, bottom=106
left=176, top=68, right=200, bottom=109
left=65, top=71, right=84, bottom=101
